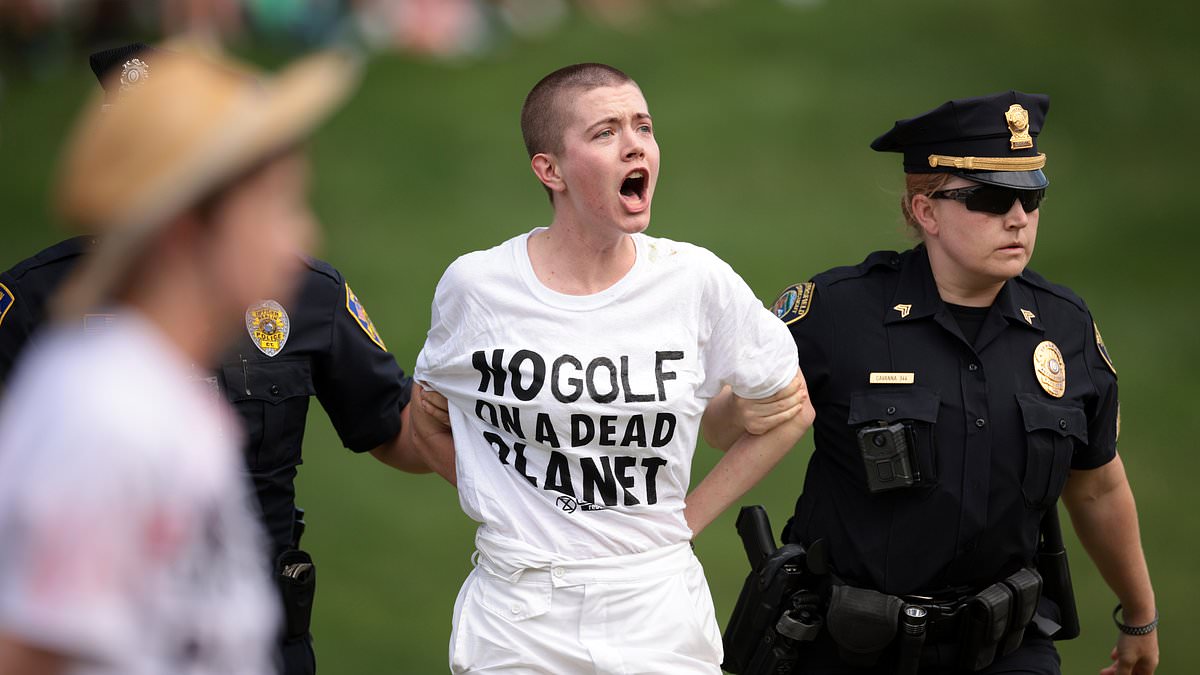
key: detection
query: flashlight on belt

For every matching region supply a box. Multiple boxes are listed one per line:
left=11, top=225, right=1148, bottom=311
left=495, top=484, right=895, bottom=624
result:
left=896, top=604, right=927, bottom=675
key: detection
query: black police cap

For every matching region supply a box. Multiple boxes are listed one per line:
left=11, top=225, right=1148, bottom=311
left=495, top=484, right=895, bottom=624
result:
left=89, top=43, right=159, bottom=93
left=871, top=90, right=1050, bottom=190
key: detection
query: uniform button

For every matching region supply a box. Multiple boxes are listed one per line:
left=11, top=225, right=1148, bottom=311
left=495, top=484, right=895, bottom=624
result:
left=886, top=406, right=897, bottom=415
left=270, top=384, right=280, bottom=396
left=968, top=363, right=979, bottom=372
left=975, top=418, right=986, bottom=428
left=553, top=567, right=565, bottom=578
left=1059, top=419, right=1068, bottom=429
left=510, top=605, right=522, bottom=614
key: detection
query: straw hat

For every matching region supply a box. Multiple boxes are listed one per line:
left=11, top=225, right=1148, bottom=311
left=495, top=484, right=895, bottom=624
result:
left=53, top=42, right=361, bottom=317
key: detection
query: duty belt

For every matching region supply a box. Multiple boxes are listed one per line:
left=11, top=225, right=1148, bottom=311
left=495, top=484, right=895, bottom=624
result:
left=730, top=564, right=1044, bottom=674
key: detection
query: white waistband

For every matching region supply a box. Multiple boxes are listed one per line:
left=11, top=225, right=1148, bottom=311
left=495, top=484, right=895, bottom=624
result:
left=473, top=527, right=695, bottom=586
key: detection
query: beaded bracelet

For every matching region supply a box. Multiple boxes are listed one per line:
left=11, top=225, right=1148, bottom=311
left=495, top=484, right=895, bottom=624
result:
left=1112, top=604, right=1158, bottom=636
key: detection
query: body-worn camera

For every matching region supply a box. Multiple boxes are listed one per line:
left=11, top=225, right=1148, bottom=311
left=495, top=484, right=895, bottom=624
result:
left=856, top=421, right=920, bottom=493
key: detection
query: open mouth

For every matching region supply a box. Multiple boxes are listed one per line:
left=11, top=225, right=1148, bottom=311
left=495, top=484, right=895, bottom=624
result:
left=619, top=170, right=648, bottom=205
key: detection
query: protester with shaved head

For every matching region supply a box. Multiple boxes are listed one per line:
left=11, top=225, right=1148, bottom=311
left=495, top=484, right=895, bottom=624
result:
left=411, top=62, right=814, bottom=673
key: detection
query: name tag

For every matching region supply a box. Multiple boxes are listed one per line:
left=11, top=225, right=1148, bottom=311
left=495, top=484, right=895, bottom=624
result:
left=869, top=372, right=915, bottom=385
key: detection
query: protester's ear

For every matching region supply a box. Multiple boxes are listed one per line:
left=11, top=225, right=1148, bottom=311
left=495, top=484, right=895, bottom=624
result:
left=531, top=152, right=566, bottom=195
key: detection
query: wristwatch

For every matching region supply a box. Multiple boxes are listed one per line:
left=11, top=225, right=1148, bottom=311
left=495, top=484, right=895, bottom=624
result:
left=1112, top=603, right=1158, bottom=636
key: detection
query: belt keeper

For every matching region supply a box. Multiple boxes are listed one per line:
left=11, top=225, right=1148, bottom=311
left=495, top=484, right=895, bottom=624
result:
left=1113, top=604, right=1158, bottom=636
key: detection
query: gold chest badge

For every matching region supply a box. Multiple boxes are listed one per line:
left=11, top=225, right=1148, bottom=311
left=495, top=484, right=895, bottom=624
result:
left=1033, top=340, right=1065, bottom=398
left=246, top=300, right=290, bottom=357
left=1005, top=104, right=1033, bottom=150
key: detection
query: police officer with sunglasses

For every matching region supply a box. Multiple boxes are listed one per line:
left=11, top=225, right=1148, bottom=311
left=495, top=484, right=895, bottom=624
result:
left=741, top=92, right=1158, bottom=674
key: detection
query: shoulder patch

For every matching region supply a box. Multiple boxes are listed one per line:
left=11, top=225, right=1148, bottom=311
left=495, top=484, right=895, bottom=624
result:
left=771, top=282, right=814, bottom=325
left=345, top=284, right=386, bottom=350
left=1094, top=321, right=1116, bottom=375
left=0, top=282, right=15, bottom=328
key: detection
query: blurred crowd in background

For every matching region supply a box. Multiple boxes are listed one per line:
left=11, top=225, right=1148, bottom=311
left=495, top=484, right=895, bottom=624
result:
left=0, top=0, right=818, bottom=83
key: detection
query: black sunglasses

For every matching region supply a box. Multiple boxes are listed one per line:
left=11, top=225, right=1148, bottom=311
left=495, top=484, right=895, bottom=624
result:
left=929, top=185, right=1045, bottom=215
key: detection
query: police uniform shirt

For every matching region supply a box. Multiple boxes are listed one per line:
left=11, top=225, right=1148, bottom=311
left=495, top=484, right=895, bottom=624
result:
left=778, top=246, right=1119, bottom=595
left=226, top=257, right=411, bottom=554
left=0, top=236, right=92, bottom=384
left=0, top=241, right=412, bottom=555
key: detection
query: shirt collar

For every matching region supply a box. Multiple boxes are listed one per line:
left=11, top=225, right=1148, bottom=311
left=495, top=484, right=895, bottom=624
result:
left=885, top=245, right=1044, bottom=334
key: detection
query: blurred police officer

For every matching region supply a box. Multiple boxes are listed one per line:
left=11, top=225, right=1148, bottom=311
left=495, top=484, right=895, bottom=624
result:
left=0, top=44, right=431, bottom=675
left=0, top=43, right=359, bottom=675
left=761, top=92, right=1157, bottom=674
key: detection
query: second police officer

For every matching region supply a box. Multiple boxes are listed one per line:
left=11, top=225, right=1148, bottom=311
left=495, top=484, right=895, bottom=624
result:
left=0, top=44, right=433, bottom=675
left=743, top=92, right=1158, bottom=674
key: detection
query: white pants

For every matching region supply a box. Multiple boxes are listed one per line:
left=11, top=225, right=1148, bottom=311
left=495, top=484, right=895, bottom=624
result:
left=449, top=529, right=723, bottom=674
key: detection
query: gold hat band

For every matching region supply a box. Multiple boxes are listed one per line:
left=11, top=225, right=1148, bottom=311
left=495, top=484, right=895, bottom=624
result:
left=927, top=153, right=1046, bottom=171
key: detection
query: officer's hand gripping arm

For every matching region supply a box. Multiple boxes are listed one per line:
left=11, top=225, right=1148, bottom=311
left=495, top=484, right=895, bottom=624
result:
left=702, top=369, right=809, bottom=452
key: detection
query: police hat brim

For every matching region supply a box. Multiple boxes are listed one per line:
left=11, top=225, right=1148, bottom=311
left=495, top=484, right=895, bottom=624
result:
left=954, top=168, right=1048, bottom=190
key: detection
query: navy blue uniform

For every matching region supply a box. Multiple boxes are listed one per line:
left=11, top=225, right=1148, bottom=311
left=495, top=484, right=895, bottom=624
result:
left=775, top=245, right=1119, bottom=673
left=0, top=238, right=412, bottom=675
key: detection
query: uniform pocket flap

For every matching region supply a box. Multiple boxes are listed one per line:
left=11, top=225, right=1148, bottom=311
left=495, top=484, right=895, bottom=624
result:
left=222, top=358, right=315, bottom=404
left=847, top=386, right=940, bottom=425
left=1015, top=394, right=1088, bottom=443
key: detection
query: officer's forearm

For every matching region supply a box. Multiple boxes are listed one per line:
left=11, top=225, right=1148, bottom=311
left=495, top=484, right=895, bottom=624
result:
left=369, top=404, right=433, bottom=474
left=700, top=370, right=807, bottom=452
left=1062, top=455, right=1156, bottom=623
left=684, top=409, right=810, bottom=537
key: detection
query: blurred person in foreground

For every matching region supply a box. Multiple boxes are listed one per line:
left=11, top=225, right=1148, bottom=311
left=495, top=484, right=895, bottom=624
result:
left=410, top=62, right=813, bottom=673
left=726, top=92, right=1156, bottom=675
left=0, top=42, right=434, bottom=675
left=0, top=44, right=360, bottom=674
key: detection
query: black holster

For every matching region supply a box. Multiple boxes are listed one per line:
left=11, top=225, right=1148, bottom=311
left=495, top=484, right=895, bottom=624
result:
left=276, top=548, right=317, bottom=640
left=722, top=506, right=825, bottom=675
left=1037, top=507, right=1080, bottom=640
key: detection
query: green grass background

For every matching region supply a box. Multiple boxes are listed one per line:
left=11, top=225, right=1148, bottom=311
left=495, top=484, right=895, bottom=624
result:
left=2, top=1, right=1197, bottom=672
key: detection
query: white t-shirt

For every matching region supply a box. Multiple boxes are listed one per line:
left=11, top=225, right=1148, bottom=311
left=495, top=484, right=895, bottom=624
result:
left=0, top=311, right=278, bottom=675
left=415, top=230, right=798, bottom=558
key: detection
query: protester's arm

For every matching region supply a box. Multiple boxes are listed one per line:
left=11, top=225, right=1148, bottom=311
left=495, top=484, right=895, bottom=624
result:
left=701, top=369, right=807, bottom=451
left=0, top=636, right=65, bottom=675
left=1061, top=455, right=1158, bottom=675
left=686, top=372, right=814, bottom=536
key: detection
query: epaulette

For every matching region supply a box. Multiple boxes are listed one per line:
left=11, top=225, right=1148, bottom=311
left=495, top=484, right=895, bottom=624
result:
left=1016, top=267, right=1088, bottom=314
left=300, top=255, right=344, bottom=285
left=4, top=236, right=94, bottom=280
left=812, top=249, right=902, bottom=288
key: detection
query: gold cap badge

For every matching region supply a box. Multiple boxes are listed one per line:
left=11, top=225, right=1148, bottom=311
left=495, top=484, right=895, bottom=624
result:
left=1005, top=104, right=1033, bottom=150
left=246, top=299, right=290, bottom=357
left=1033, top=340, right=1065, bottom=398
left=119, top=58, right=151, bottom=94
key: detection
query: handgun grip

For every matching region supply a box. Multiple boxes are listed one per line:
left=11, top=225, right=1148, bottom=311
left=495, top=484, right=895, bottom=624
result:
left=736, top=505, right=777, bottom=571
